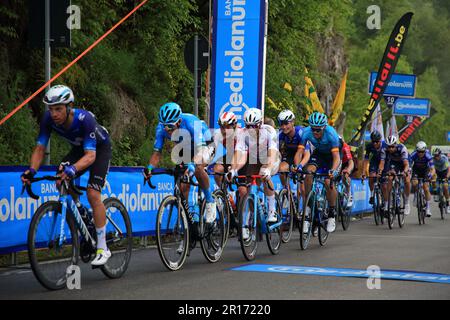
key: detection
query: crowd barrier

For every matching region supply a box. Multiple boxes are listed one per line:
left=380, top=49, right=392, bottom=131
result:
left=0, top=166, right=372, bottom=254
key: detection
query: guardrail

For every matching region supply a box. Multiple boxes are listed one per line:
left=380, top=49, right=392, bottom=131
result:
left=0, top=166, right=373, bottom=254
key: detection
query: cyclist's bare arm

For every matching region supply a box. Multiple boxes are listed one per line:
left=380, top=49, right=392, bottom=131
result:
left=30, top=145, right=46, bottom=172
left=231, top=150, right=247, bottom=172
left=149, top=151, right=162, bottom=168
left=294, top=146, right=304, bottom=166
left=331, top=150, right=340, bottom=172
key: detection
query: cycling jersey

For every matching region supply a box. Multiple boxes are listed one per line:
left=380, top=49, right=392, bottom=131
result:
left=299, top=125, right=340, bottom=154
left=365, top=141, right=387, bottom=163
left=235, top=124, right=279, bottom=165
left=341, top=142, right=352, bottom=165
left=410, top=150, right=434, bottom=170
left=37, top=108, right=110, bottom=151
left=380, top=144, right=409, bottom=163
left=279, top=126, right=311, bottom=162
left=153, top=113, right=211, bottom=152
left=209, top=126, right=244, bottom=165
left=433, top=155, right=449, bottom=173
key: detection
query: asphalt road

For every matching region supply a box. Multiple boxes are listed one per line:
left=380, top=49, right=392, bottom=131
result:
left=1, top=201, right=449, bottom=300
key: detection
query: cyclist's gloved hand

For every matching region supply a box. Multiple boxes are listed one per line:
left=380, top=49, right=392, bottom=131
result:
left=427, top=172, right=433, bottom=180
left=296, top=164, right=303, bottom=173
left=21, top=168, right=36, bottom=184
left=227, top=169, right=238, bottom=182
left=63, top=165, right=77, bottom=178
left=329, top=169, right=339, bottom=179
left=143, top=165, right=153, bottom=180
left=187, top=162, right=196, bottom=177
left=260, top=167, right=271, bottom=180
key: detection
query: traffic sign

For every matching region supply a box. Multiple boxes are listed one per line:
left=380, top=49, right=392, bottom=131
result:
left=384, top=96, right=398, bottom=108
left=184, top=35, right=209, bottom=74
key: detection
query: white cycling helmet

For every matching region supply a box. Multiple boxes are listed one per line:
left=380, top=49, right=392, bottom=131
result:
left=43, top=85, right=74, bottom=105
left=277, top=109, right=295, bottom=123
left=385, top=135, right=398, bottom=146
left=416, top=141, right=427, bottom=152
left=218, top=111, right=237, bottom=126
left=244, top=108, right=263, bottom=126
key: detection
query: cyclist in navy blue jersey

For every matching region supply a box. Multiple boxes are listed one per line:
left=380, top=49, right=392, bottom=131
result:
left=21, top=85, right=112, bottom=266
left=378, top=135, right=411, bottom=216
left=362, top=131, right=387, bottom=205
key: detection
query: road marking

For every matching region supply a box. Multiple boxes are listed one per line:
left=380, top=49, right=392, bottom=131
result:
left=230, top=264, right=450, bottom=284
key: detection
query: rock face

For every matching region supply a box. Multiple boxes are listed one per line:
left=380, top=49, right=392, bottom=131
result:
left=315, top=26, right=349, bottom=136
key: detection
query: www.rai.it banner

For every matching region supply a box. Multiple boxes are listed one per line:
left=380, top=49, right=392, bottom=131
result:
left=351, top=12, right=413, bottom=145
left=210, top=0, right=268, bottom=128
left=0, top=166, right=372, bottom=254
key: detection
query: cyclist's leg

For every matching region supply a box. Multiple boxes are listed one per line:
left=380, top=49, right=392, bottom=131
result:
left=86, top=142, right=112, bottom=264
left=279, top=161, right=290, bottom=188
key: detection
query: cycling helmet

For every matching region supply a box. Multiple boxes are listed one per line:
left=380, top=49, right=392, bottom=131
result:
left=308, top=112, right=328, bottom=127
left=43, top=85, right=74, bottom=105
left=385, top=135, right=398, bottom=146
left=244, top=108, right=263, bottom=125
left=277, top=110, right=295, bottom=123
left=433, top=148, right=442, bottom=156
left=370, top=130, right=382, bottom=142
left=158, top=102, right=182, bottom=124
left=416, top=141, right=427, bottom=152
left=218, top=111, right=237, bottom=126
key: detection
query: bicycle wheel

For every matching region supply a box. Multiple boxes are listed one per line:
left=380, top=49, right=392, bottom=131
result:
left=266, top=209, right=282, bottom=255
left=300, top=191, right=314, bottom=250
left=318, top=217, right=329, bottom=246
left=339, top=193, right=351, bottom=231
left=387, top=189, right=396, bottom=230
left=238, top=193, right=257, bottom=261
left=373, top=191, right=380, bottom=226
left=213, top=189, right=231, bottom=246
left=27, top=201, right=79, bottom=290
left=156, top=195, right=189, bottom=271
left=417, top=191, right=424, bottom=225
left=278, top=189, right=293, bottom=243
left=100, top=198, right=132, bottom=279
left=397, top=191, right=406, bottom=228
left=440, top=198, right=446, bottom=220
left=200, top=194, right=226, bottom=263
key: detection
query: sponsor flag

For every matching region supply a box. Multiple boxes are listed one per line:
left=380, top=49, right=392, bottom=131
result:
left=350, top=12, right=414, bottom=145
left=329, top=71, right=348, bottom=125
left=387, top=114, right=399, bottom=139
left=370, top=103, right=385, bottom=141
left=304, top=68, right=325, bottom=114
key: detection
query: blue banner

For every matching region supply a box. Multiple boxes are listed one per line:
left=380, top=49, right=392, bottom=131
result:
left=210, top=0, right=268, bottom=128
left=393, top=98, right=431, bottom=116
left=0, top=166, right=372, bottom=254
left=368, top=72, right=416, bottom=97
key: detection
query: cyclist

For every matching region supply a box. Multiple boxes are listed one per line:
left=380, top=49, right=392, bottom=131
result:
left=229, top=108, right=281, bottom=239
left=277, top=110, right=310, bottom=188
left=378, top=135, right=411, bottom=216
left=296, top=112, right=342, bottom=233
left=363, top=131, right=387, bottom=205
left=143, top=102, right=216, bottom=224
left=432, top=148, right=450, bottom=213
left=339, top=136, right=354, bottom=208
left=410, top=141, right=435, bottom=217
left=20, top=85, right=112, bottom=266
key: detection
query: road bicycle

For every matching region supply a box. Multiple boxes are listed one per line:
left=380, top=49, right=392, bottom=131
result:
left=300, top=172, right=334, bottom=250
left=385, top=171, right=406, bottom=229
left=434, top=178, right=449, bottom=220
left=24, top=175, right=132, bottom=290
left=147, top=165, right=226, bottom=271
left=233, top=175, right=282, bottom=261
left=413, top=177, right=429, bottom=225
left=335, top=174, right=351, bottom=230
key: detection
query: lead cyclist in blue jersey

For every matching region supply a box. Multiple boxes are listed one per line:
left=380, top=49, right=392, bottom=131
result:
left=20, top=85, right=112, bottom=266
left=296, top=112, right=342, bottom=233
left=143, top=102, right=217, bottom=223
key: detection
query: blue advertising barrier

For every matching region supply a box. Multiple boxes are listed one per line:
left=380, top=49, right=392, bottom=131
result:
left=368, top=72, right=416, bottom=97
left=393, top=98, right=431, bottom=117
left=0, top=166, right=372, bottom=254
left=210, top=0, right=268, bottom=128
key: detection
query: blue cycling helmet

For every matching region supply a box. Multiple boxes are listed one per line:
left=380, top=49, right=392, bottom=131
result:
left=308, top=112, right=328, bottom=127
left=158, top=102, right=182, bottom=124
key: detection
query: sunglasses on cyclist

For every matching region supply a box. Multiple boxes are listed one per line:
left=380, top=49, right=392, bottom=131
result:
left=245, top=124, right=261, bottom=129
left=278, top=120, right=292, bottom=126
left=387, top=145, right=396, bottom=149
left=372, top=140, right=381, bottom=144
left=164, top=123, right=178, bottom=131
left=311, top=127, right=324, bottom=133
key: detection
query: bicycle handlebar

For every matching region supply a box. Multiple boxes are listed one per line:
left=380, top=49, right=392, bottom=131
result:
left=21, top=176, right=86, bottom=200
